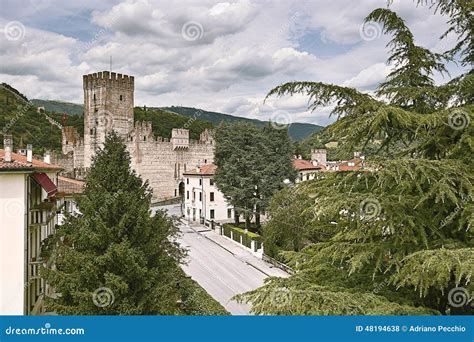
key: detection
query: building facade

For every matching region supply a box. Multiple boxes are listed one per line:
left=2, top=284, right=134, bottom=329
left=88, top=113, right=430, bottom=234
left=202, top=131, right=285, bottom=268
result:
left=54, top=71, right=215, bottom=202
left=0, top=136, right=62, bottom=315
left=183, top=164, right=234, bottom=223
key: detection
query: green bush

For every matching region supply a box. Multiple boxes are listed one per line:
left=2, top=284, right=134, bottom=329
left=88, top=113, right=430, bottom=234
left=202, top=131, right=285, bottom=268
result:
left=223, top=224, right=262, bottom=250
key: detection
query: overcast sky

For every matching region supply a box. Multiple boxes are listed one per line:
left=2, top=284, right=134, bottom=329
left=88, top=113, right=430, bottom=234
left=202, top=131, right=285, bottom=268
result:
left=0, top=0, right=467, bottom=126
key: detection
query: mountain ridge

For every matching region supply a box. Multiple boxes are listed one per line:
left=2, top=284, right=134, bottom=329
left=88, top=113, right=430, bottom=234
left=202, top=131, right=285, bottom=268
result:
left=30, top=100, right=324, bottom=141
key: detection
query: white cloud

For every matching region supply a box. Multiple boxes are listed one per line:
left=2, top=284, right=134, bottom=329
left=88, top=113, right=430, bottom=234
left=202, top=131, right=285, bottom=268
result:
left=0, top=0, right=465, bottom=127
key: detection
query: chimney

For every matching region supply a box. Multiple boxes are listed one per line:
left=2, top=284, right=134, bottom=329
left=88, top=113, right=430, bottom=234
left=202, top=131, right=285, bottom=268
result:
left=26, top=144, right=33, bottom=163
left=44, top=150, right=51, bottom=164
left=3, top=134, right=12, bottom=162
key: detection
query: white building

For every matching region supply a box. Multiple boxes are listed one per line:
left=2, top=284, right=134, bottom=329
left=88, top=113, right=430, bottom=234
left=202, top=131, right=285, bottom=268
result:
left=293, top=159, right=324, bottom=183
left=56, top=176, right=85, bottom=225
left=183, top=164, right=233, bottom=223
left=0, top=136, right=62, bottom=315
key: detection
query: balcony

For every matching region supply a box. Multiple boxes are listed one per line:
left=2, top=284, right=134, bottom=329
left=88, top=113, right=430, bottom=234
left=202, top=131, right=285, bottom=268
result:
left=28, top=259, right=45, bottom=280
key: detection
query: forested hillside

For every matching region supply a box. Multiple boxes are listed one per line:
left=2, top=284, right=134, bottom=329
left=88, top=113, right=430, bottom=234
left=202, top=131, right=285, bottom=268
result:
left=0, top=84, right=214, bottom=152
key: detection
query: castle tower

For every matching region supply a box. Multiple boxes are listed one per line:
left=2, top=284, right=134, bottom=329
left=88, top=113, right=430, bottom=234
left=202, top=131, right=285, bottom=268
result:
left=83, top=71, right=134, bottom=167
left=311, top=148, right=327, bottom=165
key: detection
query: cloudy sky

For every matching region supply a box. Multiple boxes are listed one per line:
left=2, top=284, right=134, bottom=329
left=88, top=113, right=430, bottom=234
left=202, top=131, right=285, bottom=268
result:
left=0, top=0, right=467, bottom=126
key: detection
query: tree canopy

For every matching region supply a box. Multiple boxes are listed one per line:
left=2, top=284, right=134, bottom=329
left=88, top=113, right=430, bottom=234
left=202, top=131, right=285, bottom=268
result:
left=42, top=132, right=227, bottom=315
left=236, top=1, right=473, bottom=315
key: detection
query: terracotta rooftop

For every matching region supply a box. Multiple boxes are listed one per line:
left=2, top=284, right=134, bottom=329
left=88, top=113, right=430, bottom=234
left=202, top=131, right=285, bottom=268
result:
left=337, top=158, right=363, bottom=171
left=292, top=159, right=323, bottom=171
left=58, top=176, right=85, bottom=195
left=183, top=163, right=217, bottom=176
left=0, top=149, right=62, bottom=171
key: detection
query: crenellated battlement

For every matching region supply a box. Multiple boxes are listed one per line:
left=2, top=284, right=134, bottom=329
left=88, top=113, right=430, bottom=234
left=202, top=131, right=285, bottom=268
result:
left=83, top=71, right=134, bottom=90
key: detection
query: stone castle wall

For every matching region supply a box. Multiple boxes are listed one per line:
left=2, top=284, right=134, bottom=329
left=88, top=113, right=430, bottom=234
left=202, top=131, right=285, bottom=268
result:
left=57, top=71, right=215, bottom=201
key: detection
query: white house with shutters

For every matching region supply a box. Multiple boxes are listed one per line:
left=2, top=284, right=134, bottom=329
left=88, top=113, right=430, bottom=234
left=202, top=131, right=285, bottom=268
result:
left=0, top=135, right=62, bottom=315
left=183, top=164, right=234, bottom=223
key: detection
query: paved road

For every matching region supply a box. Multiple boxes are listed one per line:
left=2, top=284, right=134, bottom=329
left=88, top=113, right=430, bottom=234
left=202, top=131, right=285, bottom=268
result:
left=153, top=204, right=288, bottom=315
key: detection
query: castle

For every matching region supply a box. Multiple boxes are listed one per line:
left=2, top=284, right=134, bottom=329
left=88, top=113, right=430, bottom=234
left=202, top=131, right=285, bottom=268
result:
left=54, top=71, right=215, bottom=201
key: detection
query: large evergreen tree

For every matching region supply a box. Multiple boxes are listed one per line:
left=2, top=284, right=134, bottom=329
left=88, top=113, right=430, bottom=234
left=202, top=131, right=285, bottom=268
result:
left=236, top=1, right=473, bottom=315
left=42, top=132, right=186, bottom=314
left=214, top=122, right=296, bottom=229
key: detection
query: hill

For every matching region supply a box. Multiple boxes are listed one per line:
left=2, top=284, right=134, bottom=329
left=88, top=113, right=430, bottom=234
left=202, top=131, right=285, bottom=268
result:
left=0, top=84, right=213, bottom=153
left=162, top=106, right=323, bottom=141
left=31, top=99, right=83, bottom=116
left=0, top=83, right=83, bottom=154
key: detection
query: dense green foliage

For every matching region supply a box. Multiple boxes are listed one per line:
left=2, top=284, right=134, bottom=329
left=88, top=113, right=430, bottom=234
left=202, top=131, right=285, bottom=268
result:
left=0, top=87, right=212, bottom=152
left=214, top=122, right=296, bottom=229
left=41, top=132, right=227, bottom=315
left=236, top=1, right=473, bottom=315
left=163, top=106, right=323, bottom=141
left=0, top=84, right=82, bottom=154
left=134, top=107, right=213, bottom=140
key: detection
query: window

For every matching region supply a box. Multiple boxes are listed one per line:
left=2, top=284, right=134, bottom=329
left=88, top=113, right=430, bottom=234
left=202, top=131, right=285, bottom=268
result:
left=210, top=209, right=215, bottom=219
left=174, top=189, right=177, bottom=197
left=90, top=128, right=94, bottom=135
left=199, top=209, right=202, bottom=218
left=143, top=136, right=146, bottom=142
left=193, top=192, right=195, bottom=201
left=227, top=208, right=232, bottom=219
left=187, top=191, right=189, bottom=200
left=199, top=179, right=202, bottom=186
left=199, top=192, right=202, bottom=201
left=204, top=159, right=207, bottom=163
left=93, top=94, right=96, bottom=101
left=187, top=178, right=189, bottom=185
left=306, top=174, right=310, bottom=181
left=210, top=192, right=215, bottom=202
left=120, top=95, right=123, bottom=101
left=210, top=178, right=214, bottom=186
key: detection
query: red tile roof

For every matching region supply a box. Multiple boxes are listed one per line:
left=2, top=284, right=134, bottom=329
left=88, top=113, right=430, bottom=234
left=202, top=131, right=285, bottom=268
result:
left=292, top=159, right=323, bottom=171
left=183, top=163, right=217, bottom=176
left=337, top=158, right=363, bottom=171
left=58, top=176, right=85, bottom=195
left=0, top=149, right=62, bottom=171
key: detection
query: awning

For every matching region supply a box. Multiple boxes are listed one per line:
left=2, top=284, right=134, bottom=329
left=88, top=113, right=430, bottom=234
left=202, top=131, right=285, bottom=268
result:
left=32, top=172, right=58, bottom=197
